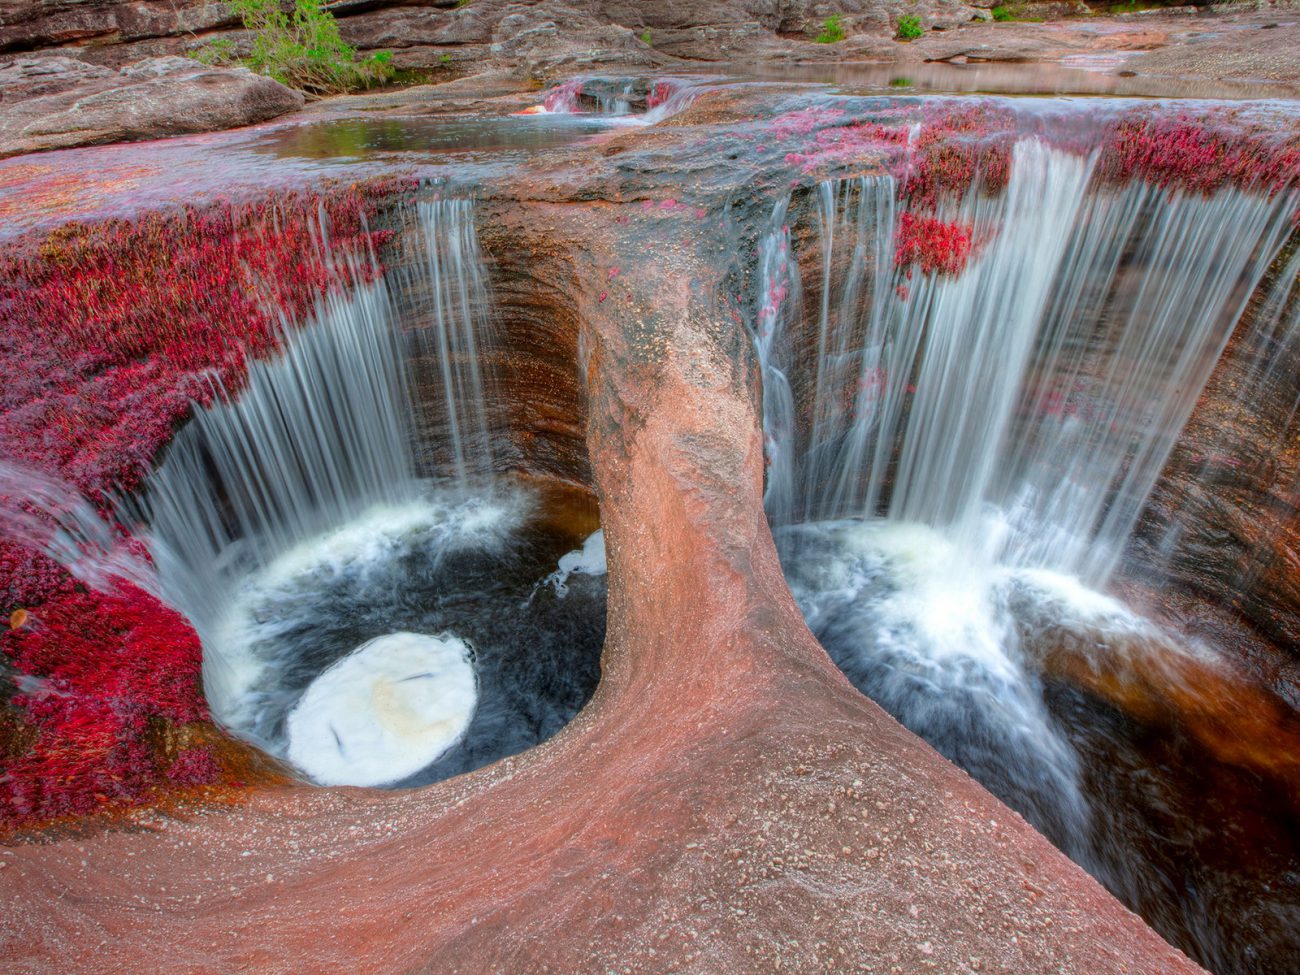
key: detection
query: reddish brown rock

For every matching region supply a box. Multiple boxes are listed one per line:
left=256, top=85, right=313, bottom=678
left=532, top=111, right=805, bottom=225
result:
left=1125, top=239, right=1300, bottom=669
left=0, top=65, right=1277, bottom=975
left=0, top=172, right=1205, bottom=972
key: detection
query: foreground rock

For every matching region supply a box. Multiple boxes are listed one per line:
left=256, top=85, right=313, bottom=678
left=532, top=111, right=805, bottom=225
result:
left=0, top=95, right=1209, bottom=972
left=0, top=55, right=302, bottom=158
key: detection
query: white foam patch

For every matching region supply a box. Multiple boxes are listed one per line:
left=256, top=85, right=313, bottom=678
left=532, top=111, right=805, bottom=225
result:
left=285, top=631, right=477, bottom=787
left=542, top=529, right=606, bottom=596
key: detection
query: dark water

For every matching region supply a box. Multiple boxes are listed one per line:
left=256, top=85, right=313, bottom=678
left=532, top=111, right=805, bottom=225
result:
left=233, top=484, right=606, bottom=788
left=778, top=518, right=1300, bottom=975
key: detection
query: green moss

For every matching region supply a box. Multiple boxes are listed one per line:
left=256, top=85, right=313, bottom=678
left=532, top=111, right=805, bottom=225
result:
left=188, top=37, right=238, bottom=65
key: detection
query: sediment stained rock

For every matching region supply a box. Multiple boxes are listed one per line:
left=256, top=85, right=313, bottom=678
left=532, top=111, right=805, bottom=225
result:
left=0, top=197, right=1206, bottom=975
left=8, top=83, right=1296, bottom=974
left=1125, top=233, right=1300, bottom=667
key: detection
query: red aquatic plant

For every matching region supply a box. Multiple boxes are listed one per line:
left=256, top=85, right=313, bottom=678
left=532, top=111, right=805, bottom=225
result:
left=166, top=746, right=221, bottom=785
left=0, top=180, right=402, bottom=500
left=647, top=81, right=686, bottom=111
left=0, top=177, right=411, bottom=829
left=774, top=101, right=1015, bottom=209
left=894, top=212, right=973, bottom=276
left=1097, top=108, right=1300, bottom=204
left=778, top=109, right=909, bottom=175
left=1, top=580, right=207, bottom=821
left=544, top=79, right=583, bottom=113
left=903, top=101, right=1016, bottom=209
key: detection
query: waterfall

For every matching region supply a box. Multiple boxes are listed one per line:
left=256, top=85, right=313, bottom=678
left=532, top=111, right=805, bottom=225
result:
left=754, top=196, right=800, bottom=529
left=758, top=135, right=1300, bottom=867
left=141, top=197, right=505, bottom=761
left=144, top=279, right=419, bottom=633
left=0, top=461, right=158, bottom=599
left=761, top=137, right=1299, bottom=586
left=395, top=198, right=499, bottom=489
left=592, top=83, right=633, bottom=115
left=1144, top=242, right=1300, bottom=601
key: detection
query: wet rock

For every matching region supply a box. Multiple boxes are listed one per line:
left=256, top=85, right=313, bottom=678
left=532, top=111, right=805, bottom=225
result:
left=1127, top=252, right=1300, bottom=662
left=0, top=55, right=303, bottom=158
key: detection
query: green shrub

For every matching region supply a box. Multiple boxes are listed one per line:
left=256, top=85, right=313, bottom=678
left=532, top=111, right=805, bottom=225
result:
left=640, top=28, right=653, bottom=46
left=991, top=5, right=1015, bottom=20
left=815, top=14, right=847, bottom=43
left=896, top=15, right=924, bottom=39
left=189, top=36, right=238, bottom=65
left=230, top=0, right=395, bottom=95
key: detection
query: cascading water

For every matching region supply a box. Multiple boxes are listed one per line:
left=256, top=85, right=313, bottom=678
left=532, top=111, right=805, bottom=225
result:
left=0, top=461, right=158, bottom=600
left=141, top=197, right=604, bottom=787
left=145, top=279, right=420, bottom=632
left=1140, top=240, right=1300, bottom=614
left=755, top=129, right=1300, bottom=965
left=764, top=139, right=1297, bottom=578
left=395, top=197, right=500, bottom=488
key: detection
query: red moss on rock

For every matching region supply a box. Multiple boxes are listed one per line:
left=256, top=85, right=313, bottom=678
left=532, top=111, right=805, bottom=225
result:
left=904, top=101, right=1016, bottom=209
left=543, top=79, right=583, bottom=113
left=775, top=101, right=1015, bottom=209
left=0, top=178, right=411, bottom=831
left=894, top=211, right=973, bottom=276
left=165, top=746, right=221, bottom=786
left=2, top=580, right=207, bottom=822
left=1098, top=108, right=1300, bottom=202
left=778, top=108, right=908, bottom=175
left=0, top=181, right=403, bottom=501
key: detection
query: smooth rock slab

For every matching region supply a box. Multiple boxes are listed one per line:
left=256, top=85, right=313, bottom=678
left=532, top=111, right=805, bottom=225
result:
left=0, top=55, right=303, bottom=158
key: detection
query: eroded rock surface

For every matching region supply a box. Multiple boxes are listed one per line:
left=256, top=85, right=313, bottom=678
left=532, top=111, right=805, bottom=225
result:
left=0, top=55, right=302, bottom=158
left=0, top=182, right=1206, bottom=975
left=1, top=60, right=1292, bottom=975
